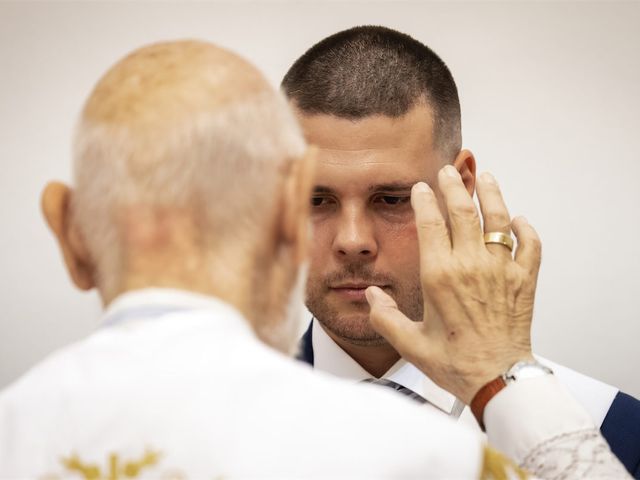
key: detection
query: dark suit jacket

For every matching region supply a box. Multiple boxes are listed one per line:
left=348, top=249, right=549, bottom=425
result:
left=297, top=321, right=640, bottom=478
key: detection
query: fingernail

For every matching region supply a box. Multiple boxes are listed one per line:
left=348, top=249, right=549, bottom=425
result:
left=480, top=172, right=497, bottom=185
left=413, top=182, right=432, bottom=194
left=443, top=165, right=460, bottom=178
left=515, top=215, right=528, bottom=224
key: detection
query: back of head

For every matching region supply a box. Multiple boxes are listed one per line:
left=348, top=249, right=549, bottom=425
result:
left=73, top=40, right=306, bottom=297
left=282, top=25, right=461, bottom=160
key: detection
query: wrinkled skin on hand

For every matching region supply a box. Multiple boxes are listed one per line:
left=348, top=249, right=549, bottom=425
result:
left=366, top=167, right=541, bottom=405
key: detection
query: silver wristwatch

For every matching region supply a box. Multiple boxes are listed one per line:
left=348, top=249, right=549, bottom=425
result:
left=502, top=360, right=554, bottom=384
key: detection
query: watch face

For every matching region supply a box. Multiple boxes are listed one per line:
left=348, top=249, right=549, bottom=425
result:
left=505, top=361, right=553, bottom=383
left=516, top=365, right=547, bottom=380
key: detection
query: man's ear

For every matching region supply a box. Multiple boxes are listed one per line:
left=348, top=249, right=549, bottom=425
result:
left=41, top=182, right=95, bottom=291
left=453, top=149, right=477, bottom=196
left=280, top=145, right=318, bottom=265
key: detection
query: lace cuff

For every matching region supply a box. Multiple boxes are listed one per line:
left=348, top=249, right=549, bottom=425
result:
left=520, top=428, right=629, bottom=479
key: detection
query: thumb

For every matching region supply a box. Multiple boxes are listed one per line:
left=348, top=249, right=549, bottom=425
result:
left=366, top=286, right=418, bottom=352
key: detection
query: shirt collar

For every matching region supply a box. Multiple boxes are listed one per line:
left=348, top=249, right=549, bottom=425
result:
left=311, top=318, right=461, bottom=415
left=102, top=288, right=250, bottom=333
left=312, top=318, right=373, bottom=380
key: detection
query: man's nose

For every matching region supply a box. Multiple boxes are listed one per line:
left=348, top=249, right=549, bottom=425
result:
left=332, top=207, right=378, bottom=260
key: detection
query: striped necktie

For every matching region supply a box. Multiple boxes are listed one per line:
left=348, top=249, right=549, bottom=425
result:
left=361, top=378, right=428, bottom=404
left=362, top=378, right=466, bottom=417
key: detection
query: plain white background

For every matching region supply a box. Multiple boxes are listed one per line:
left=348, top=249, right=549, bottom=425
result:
left=1, top=1, right=638, bottom=398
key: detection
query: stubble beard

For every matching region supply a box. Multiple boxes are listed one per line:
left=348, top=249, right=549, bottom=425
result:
left=305, top=263, right=423, bottom=346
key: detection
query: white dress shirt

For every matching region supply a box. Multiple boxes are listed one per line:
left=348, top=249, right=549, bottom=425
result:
left=312, top=318, right=619, bottom=432
left=312, top=318, right=467, bottom=418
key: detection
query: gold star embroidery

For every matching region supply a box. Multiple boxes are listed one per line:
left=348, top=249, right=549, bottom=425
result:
left=60, top=448, right=161, bottom=480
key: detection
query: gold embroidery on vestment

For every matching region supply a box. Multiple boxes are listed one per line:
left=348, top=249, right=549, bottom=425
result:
left=480, top=446, right=528, bottom=480
left=60, top=448, right=161, bottom=479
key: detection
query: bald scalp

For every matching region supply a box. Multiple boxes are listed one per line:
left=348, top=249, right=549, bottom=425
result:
left=72, top=40, right=306, bottom=297
left=83, top=41, right=268, bottom=128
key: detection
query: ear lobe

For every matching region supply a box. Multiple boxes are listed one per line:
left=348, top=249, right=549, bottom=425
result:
left=453, top=149, right=477, bottom=196
left=41, top=182, right=96, bottom=291
left=281, top=145, right=318, bottom=264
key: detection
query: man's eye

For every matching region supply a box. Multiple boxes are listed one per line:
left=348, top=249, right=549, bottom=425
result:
left=376, top=195, right=410, bottom=206
left=311, top=196, right=331, bottom=207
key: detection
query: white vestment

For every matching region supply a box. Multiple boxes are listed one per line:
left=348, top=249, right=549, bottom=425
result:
left=0, top=289, right=628, bottom=479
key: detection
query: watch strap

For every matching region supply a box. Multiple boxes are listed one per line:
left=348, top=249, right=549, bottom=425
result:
left=470, top=375, right=507, bottom=431
left=470, top=360, right=554, bottom=431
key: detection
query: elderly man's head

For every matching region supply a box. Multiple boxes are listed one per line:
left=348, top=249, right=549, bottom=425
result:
left=42, top=40, right=314, bottom=352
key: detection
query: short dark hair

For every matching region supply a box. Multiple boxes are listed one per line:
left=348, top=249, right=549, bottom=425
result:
left=282, top=25, right=461, bottom=159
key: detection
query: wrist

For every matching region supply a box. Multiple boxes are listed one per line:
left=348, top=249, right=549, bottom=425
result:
left=464, top=353, right=536, bottom=403
left=470, top=359, right=553, bottom=431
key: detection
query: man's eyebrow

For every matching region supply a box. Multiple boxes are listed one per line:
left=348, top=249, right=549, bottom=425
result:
left=312, top=186, right=334, bottom=194
left=311, top=183, right=419, bottom=195
left=368, top=183, right=416, bottom=193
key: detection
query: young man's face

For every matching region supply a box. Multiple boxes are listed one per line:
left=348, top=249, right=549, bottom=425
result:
left=297, top=103, right=445, bottom=346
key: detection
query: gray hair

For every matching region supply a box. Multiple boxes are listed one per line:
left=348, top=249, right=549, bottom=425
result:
left=72, top=89, right=307, bottom=295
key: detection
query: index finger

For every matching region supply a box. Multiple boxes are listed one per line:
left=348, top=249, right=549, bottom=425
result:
left=411, top=182, right=451, bottom=260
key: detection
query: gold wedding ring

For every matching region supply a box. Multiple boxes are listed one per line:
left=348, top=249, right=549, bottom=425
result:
left=483, top=232, right=514, bottom=252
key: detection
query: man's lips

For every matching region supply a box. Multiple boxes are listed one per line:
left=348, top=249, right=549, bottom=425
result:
left=329, top=283, right=388, bottom=301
